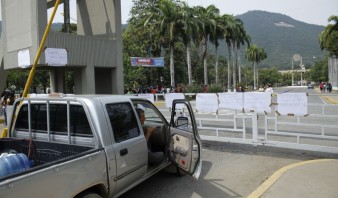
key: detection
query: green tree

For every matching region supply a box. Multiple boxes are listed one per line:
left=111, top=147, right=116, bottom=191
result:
left=143, top=0, right=184, bottom=87
left=245, top=44, right=267, bottom=89
left=320, top=16, right=338, bottom=57
left=209, top=14, right=225, bottom=85
left=180, top=2, right=198, bottom=85
left=258, top=67, right=282, bottom=86
left=308, top=58, right=328, bottom=83
left=194, top=5, right=220, bottom=86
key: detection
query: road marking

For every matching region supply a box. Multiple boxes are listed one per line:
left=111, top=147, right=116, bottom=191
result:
left=247, top=159, right=335, bottom=198
left=323, top=96, right=338, bottom=104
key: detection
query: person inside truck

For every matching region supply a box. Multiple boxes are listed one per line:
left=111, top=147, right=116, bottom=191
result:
left=136, top=108, right=155, bottom=142
left=136, top=108, right=164, bottom=166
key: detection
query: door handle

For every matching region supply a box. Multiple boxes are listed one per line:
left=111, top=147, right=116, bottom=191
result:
left=120, top=148, right=128, bottom=156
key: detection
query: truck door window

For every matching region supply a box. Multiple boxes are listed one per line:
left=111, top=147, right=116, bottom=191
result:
left=106, top=103, right=140, bottom=143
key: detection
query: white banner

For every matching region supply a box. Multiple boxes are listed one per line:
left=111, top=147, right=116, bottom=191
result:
left=218, top=92, right=244, bottom=110
left=165, top=93, right=185, bottom=109
left=244, top=92, right=271, bottom=113
left=196, top=93, right=218, bottom=113
left=277, top=93, right=307, bottom=116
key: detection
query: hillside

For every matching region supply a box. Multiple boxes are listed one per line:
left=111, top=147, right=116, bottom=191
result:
left=234, top=10, right=326, bottom=69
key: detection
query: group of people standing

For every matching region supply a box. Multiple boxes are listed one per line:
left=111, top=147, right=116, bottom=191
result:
left=258, top=84, right=273, bottom=93
left=319, top=82, right=333, bottom=93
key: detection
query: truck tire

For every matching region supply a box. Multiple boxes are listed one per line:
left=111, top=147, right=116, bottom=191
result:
left=77, top=192, right=102, bottom=198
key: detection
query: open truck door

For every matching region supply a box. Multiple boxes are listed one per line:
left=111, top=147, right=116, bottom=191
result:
left=169, top=99, right=202, bottom=179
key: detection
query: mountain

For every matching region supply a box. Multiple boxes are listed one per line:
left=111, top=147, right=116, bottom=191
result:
left=232, top=10, right=326, bottom=69
left=51, top=23, right=63, bottom=31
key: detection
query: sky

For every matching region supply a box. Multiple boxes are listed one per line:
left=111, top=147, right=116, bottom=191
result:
left=1, top=0, right=337, bottom=26
left=120, top=0, right=338, bottom=26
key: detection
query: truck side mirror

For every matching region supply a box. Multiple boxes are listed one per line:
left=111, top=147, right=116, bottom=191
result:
left=175, top=116, right=188, bottom=127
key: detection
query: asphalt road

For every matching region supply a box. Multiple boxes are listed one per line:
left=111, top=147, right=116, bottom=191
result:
left=121, top=142, right=336, bottom=198
left=121, top=87, right=338, bottom=198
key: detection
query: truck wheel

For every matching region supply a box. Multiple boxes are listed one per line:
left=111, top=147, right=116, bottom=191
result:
left=77, top=192, right=102, bottom=198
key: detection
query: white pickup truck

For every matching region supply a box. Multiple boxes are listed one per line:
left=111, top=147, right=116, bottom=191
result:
left=0, top=94, right=201, bottom=198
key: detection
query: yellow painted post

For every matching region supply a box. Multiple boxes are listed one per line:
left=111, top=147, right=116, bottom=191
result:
left=1, top=128, right=8, bottom=138
left=21, top=0, right=61, bottom=98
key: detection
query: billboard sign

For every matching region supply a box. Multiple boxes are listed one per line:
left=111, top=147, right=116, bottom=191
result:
left=131, top=57, right=164, bottom=67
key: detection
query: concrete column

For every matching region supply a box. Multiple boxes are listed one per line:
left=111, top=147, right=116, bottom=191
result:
left=49, top=70, right=56, bottom=93
left=49, top=69, right=65, bottom=93
left=82, top=66, right=95, bottom=94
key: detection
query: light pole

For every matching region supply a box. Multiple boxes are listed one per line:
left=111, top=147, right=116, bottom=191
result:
left=292, top=54, right=301, bottom=86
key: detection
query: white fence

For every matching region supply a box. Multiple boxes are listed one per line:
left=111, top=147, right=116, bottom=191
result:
left=154, top=92, right=338, bottom=154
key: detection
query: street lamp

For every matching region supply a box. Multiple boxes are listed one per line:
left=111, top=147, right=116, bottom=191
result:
left=292, top=54, right=301, bottom=86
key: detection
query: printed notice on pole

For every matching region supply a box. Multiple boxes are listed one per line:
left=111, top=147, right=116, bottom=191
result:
left=18, top=49, right=30, bottom=68
left=45, top=48, right=68, bottom=66
left=277, top=93, right=307, bottom=116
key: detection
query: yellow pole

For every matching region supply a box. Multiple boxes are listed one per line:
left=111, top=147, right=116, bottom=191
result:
left=1, top=128, right=8, bottom=138
left=21, top=0, right=61, bottom=98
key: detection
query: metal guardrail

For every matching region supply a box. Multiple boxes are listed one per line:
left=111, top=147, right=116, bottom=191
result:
left=157, top=93, right=338, bottom=154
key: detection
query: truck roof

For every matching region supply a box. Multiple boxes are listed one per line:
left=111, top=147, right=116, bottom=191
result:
left=25, top=94, right=142, bottom=102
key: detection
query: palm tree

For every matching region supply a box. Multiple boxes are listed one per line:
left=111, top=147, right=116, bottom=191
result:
left=180, top=2, right=198, bottom=85
left=144, top=0, right=183, bottom=88
left=245, top=44, right=267, bottom=89
left=210, top=14, right=225, bottom=85
left=194, top=5, right=220, bottom=86
left=234, top=22, right=250, bottom=84
left=222, top=14, right=238, bottom=91
left=320, top=15, right=338, bottom=57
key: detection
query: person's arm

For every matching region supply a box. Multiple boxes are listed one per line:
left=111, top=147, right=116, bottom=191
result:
left=145, top=127, right=155, bottom=142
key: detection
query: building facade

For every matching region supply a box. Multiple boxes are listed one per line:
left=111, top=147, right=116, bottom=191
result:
left=0, top=0, right=123, bottom=94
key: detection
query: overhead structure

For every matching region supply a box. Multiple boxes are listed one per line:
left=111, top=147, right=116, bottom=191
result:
left=0, top=0, right=123, bottom=94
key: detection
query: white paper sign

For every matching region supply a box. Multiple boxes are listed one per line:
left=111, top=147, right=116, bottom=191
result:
left=165, top=93, right=185, bottom=109
left=196, top=93, right=218, bottom=113
left=18, top=49, right=30, bottom=67
left=136, top=94, right=154, bottom=104
left=244, top=92, right=271, bottom=113
left=218, top=92, right=244, bottom=110
left=277, top=93, right=307, bottom=116
left=45, top=48, right=68, bottom=66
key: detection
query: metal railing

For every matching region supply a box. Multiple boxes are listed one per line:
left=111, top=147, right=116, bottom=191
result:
left=157, top=93, right=338, bottom=154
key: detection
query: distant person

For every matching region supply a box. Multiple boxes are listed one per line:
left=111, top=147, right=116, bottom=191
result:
left=319, top=82, right=324, bottom=93
left=327, top=82, right=332, bottom=93
left=265, top=84, right=273, bottom=93
left=176, top=84, right=183, bottom=93
left=203, top=85, right=208, bottom=93
left=46, top=87, right=51, bottom=94
left=258, top=86, right=264, bottom=92
left=1, top=88, right=14, bottom=126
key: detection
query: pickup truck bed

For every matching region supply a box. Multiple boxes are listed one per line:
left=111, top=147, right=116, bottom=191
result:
left=0, top=138, right=94, bottom=181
